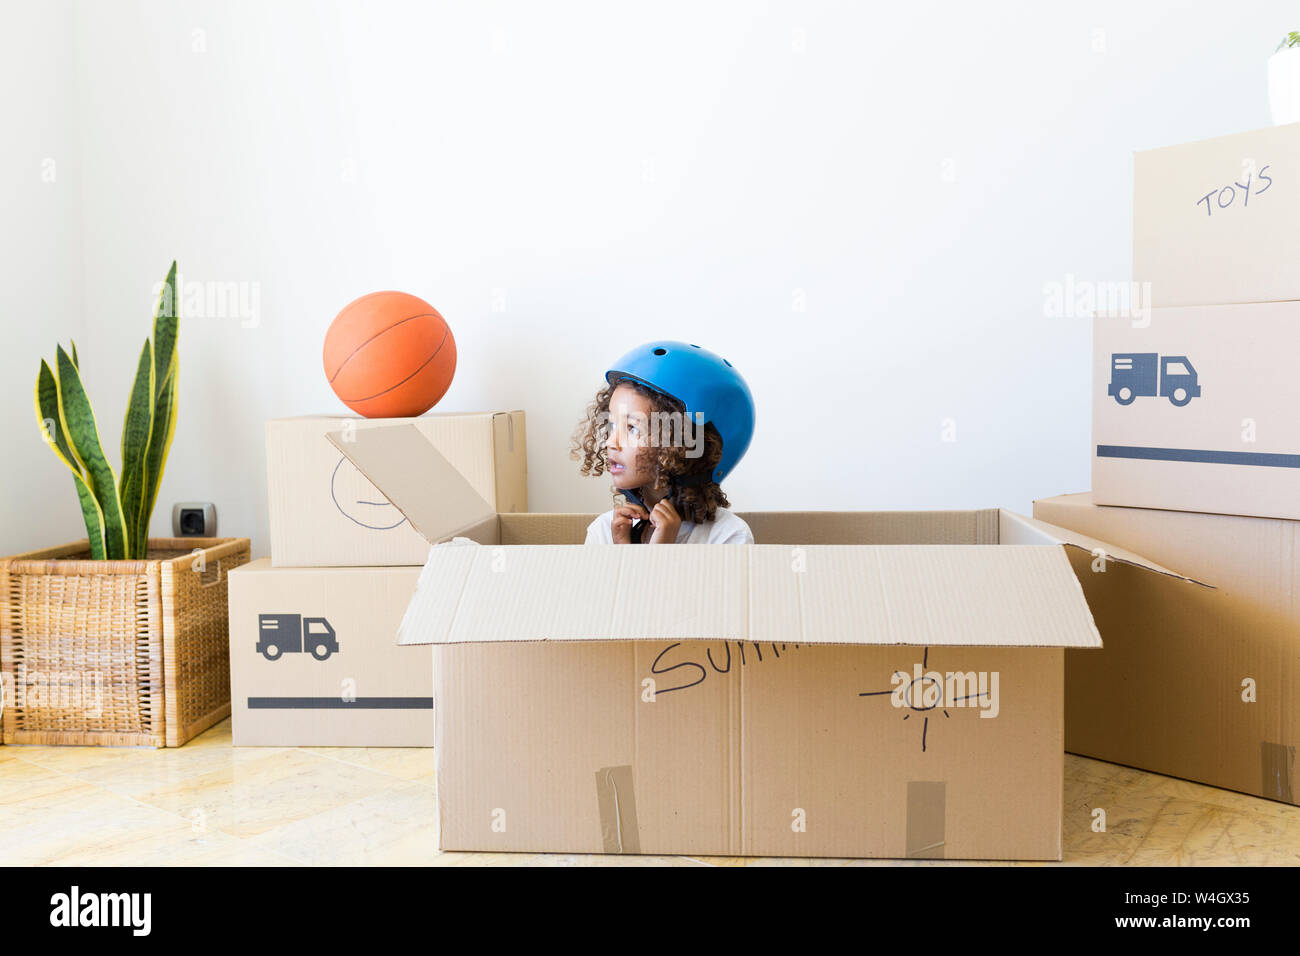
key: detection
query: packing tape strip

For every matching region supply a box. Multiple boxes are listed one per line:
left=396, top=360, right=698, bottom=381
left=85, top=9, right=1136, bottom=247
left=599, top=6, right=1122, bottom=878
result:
left=595, top=765, right=641, bottom=854
left=906, top=781, right=946, bottom=859
left=1261, top=742, right=1296, bottom=804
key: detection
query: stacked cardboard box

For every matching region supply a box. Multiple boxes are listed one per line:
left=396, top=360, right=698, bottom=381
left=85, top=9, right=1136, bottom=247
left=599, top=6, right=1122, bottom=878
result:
left=226, top=413, right=527, bottom=746
left=314, top=423, right=1197, bottom=860
left=1034, top=123, right=1300, bottom=804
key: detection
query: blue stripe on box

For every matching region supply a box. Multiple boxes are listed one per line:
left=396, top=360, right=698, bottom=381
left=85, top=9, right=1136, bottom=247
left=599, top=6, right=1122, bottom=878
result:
left=1097, top=445, right=1300, bottom=469
left=248, top=697, right=434, bottom=710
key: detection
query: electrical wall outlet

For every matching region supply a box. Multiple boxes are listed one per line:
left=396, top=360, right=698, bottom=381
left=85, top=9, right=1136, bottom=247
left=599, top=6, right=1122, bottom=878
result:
left=173, top=502, right=217, bottom=537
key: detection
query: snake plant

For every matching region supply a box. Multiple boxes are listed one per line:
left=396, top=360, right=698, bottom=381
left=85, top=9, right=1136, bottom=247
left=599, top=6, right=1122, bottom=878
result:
left=34, top=262, right=180, bottom=559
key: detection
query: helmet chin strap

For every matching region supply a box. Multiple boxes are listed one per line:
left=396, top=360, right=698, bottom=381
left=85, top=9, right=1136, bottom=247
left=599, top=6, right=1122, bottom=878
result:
left=623, top=472, right=712, bottom=543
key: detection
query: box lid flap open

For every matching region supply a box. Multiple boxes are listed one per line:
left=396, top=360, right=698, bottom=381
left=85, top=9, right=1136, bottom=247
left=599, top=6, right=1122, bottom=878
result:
left=326, top=423, right=496, bottom=545
left=999, top=511, right=1212, bottom=588
left=398, top=541, right=1102, bottom=649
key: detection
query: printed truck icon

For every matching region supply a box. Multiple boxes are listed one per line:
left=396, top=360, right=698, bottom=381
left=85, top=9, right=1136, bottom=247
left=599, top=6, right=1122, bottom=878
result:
left=1108, top=353, right=1201, bottom=407
left=257, top=614, right=338, bottom=661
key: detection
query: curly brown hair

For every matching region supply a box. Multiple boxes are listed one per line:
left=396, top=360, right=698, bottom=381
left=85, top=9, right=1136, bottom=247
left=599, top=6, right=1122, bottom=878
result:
left=570, top=378, right=731, bottom=525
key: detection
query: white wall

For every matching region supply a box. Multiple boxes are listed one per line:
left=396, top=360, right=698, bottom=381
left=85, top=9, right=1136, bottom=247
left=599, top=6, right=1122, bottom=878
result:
left=5, top=0, right=1297, bottom=555
left=1, top=0, right=87, bottom=554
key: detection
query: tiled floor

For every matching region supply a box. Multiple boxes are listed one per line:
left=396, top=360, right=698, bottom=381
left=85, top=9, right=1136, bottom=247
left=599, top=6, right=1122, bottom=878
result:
left=2, top=718, right=1297, bottom=866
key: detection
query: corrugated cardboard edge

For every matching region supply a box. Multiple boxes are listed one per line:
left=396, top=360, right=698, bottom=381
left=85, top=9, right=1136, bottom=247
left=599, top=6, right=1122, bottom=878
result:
left=1002, top=509, right=1213, bottom=589
left=432, top=644, right=452, bottom=850
left=492, top=411, right=528, bottom=514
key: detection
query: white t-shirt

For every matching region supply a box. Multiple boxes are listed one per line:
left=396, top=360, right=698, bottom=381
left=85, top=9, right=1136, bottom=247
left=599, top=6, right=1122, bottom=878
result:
left=584, top=506, right=753, bottom=545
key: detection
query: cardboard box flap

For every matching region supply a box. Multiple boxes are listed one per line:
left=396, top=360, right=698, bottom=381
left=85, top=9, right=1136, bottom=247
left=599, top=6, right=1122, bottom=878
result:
left=399, top=542, right=1101, bottom=649
left=749, top=544, right=1100, bottom=648
left=399, top=543, right=747, bottom=645
left=1001, top=510, right=1211, bottom=588
left=325, top=423, right=496, bottom=546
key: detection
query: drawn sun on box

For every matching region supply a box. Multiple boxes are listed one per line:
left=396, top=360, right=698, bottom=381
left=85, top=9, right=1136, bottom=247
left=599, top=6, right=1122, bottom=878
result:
left=858, top=647, right=990, bottom=753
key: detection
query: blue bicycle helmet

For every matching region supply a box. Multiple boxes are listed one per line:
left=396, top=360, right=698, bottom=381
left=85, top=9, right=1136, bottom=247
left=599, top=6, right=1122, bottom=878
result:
left=605, top=341, right=755, bottom=484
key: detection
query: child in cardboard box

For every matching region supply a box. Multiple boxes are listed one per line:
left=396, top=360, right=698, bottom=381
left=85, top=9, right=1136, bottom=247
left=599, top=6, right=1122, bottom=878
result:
left=571, top=341, right=756, bottom=545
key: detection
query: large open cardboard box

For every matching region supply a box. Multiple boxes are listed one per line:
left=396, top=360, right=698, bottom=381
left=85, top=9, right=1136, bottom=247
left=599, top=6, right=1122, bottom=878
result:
left=326, top=425, right=1199, bottom=859
left=1034, top=492, right=1293, bottom=805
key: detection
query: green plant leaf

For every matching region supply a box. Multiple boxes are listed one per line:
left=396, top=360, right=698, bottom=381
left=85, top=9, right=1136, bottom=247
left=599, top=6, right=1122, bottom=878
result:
left=71, top=478, right=107, bottom=558
left=70, top=340, right=79, bottom=369
left=35, top=359, right=106, bottom=558
left=55, top=345, right=128, bottom=559
left=137, top=358, right=178, bottom=553
left=130, top=261, right=180, bottom=554
left=36, top=359, right=79, bottom=470
left=152, top=261, right=178, bottom=403
left=120, top=339, right=155, bottom=559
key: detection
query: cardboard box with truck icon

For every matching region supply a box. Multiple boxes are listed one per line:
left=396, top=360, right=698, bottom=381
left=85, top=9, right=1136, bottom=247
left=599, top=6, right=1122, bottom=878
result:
left=227, top=560, right=431, bottom=746
left=315, top=422, right=1205, bottom=860
left=1093, top=300, right=1300, bottom=520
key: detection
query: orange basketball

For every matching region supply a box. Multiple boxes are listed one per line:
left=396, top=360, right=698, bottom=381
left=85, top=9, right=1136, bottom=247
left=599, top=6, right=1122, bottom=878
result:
left=323, top=291, right=457, bottom=418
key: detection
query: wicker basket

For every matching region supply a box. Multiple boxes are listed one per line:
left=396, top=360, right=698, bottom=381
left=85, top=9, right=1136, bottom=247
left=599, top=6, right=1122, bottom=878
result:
left=0, top=537, right=250, bottom=747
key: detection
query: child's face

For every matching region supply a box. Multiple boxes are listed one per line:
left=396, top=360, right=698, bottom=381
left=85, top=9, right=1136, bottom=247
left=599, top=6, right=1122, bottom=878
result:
left=605, top=384, right=655, bottom=490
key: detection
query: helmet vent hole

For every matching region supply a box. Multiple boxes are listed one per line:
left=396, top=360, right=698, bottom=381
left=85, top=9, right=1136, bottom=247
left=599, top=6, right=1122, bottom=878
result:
left=723, top=358, right=732, bottom=367
left=653, top=347, right=667, bottom=356
left=689, top=343, right=700, bottom=348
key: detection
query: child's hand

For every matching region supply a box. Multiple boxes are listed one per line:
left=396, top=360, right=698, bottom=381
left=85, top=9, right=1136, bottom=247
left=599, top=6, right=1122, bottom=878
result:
left=611, top=504, right=649, bottom=544
left=647, top=498, right=681, bottom=544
